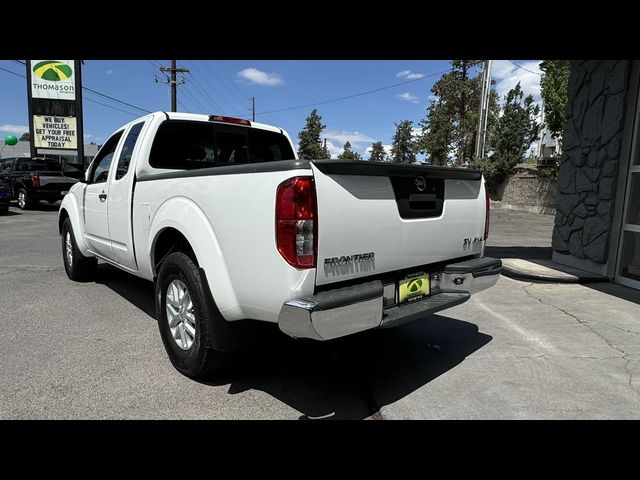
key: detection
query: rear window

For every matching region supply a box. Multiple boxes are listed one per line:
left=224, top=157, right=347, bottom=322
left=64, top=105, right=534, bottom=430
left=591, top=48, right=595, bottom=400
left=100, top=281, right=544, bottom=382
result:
left=149, top=120, right=294, bottom=170
left=15, top=158, right=62, bottom=172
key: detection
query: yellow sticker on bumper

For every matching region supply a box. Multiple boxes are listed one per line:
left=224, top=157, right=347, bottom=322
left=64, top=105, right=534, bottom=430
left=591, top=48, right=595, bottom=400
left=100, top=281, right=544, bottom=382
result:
left=399, top=275, right=430, bottom=304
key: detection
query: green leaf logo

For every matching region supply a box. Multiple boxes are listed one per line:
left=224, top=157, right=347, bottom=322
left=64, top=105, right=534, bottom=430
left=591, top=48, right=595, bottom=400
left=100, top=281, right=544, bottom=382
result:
left=408, top=279, right=423, bottom=292
left=33, top=61, right=73, bottom=81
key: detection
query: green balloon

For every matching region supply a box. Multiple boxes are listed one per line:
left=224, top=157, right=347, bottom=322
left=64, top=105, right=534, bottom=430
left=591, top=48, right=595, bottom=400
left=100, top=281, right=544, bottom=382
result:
left=4, top=135, right=18, bottom=146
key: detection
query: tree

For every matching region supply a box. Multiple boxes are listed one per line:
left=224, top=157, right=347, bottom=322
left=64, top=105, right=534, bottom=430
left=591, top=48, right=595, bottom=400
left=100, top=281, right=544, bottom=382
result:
left=540, top=60, right=571, bottom=140
left=391, top=120, right=416, bottom=164
left=337, top=141, right=362, bottom=160
left=417, top=96, right=452, bottom=166
left=368, top=141, right=387, bottom=162
left=297, top=108, right=330, bottom=159
left=416, top=60, right=483, bottom=166
left=20, top=132, right=30, bottom=141
left=484, top=82, right=540, bottom=188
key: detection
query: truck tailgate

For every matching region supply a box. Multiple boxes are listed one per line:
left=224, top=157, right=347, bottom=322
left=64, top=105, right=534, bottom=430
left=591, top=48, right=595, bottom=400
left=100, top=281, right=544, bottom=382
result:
left=311, top=160, right=487, bottom=286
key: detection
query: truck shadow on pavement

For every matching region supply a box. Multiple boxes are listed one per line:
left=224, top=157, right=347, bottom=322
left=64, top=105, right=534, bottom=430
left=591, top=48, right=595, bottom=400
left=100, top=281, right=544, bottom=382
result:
left=204, top=316, right=492, bottom=420
left=95, top=263, right=493, bottom=420
left=95, top=264, right=156, bottom=318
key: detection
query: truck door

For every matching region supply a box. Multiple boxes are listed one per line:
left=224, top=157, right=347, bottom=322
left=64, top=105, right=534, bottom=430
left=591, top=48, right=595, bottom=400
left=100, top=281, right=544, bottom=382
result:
left=83, top=130, right=123, bottom=260
left=107, top=120, right=147, bottom=270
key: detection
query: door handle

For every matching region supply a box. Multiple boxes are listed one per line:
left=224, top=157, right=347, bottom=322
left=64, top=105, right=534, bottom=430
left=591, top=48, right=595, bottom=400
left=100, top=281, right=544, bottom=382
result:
left=99, top=192, right=107, bottom=202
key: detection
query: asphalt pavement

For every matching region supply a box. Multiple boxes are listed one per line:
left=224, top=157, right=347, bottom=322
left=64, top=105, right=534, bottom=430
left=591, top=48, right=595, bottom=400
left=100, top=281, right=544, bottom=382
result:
left=1, top=203, right=640, bottom=419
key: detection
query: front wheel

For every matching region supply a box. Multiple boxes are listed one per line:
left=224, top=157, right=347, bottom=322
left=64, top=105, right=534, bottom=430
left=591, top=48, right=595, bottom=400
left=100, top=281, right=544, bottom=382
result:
left=61, top=217, right=97, bottom=281
left=155, top=252, right=231, bottom=378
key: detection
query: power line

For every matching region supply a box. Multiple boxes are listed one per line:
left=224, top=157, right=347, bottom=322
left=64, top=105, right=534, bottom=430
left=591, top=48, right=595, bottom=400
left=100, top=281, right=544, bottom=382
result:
left=186, top=61, right=239, bottom=114
left=83, top=96, right=141, bottom=117
left=248, top=69, right=450, bottom=115
left=508, top=60, right=542, bottom=76
left=82, top=85, right=151, bottom=114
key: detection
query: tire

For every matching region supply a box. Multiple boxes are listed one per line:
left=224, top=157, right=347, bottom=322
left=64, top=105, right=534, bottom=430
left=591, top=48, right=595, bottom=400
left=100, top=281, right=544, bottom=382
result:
left=0, top=204, right=8, bottom=215
left=61, top=217, right=97, bottom=281
left=155, top=252, right=232, bottom=378
left=17, top=188, right=32, bottom=210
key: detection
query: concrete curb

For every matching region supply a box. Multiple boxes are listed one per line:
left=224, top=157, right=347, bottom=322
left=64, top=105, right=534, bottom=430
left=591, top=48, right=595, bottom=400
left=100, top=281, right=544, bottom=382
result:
left=500, top=262, right=608, bottom=284
left=501, top=266, right=605, bottom=283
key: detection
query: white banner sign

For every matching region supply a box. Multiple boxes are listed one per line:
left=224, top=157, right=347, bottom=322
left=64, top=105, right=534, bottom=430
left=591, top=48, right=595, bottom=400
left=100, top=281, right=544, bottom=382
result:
left=33, top=115, right=78, bottom=149
left=30, top=60, right=76, bottom=100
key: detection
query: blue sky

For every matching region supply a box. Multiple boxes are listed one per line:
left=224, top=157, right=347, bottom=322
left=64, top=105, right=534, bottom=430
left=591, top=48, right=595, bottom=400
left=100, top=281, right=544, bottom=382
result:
left=0, top=60, right=543, bottom=159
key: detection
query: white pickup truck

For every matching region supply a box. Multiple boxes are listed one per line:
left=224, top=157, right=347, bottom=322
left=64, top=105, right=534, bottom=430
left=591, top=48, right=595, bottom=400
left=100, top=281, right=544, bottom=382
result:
left=59, top=112, right=501, bottom=378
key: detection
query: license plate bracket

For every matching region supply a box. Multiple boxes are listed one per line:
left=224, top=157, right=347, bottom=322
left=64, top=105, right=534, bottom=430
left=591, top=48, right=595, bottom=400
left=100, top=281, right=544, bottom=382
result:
left=398, top=273, right=430, bottom=304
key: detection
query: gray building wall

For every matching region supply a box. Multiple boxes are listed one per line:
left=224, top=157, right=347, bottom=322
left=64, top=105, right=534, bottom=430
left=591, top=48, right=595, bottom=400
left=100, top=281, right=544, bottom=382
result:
left=552, top=60, right=631, bottom=274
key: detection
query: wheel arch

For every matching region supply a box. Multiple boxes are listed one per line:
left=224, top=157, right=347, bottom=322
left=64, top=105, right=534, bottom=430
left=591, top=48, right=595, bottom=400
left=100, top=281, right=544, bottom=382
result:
left=147, top=196, right=240, bottom=320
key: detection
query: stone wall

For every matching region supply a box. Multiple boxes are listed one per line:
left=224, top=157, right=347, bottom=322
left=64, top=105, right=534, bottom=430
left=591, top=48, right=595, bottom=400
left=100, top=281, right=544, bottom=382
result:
left=494, top=166, right=557, bottom=214
left=552, top=60, right=630, bottom=263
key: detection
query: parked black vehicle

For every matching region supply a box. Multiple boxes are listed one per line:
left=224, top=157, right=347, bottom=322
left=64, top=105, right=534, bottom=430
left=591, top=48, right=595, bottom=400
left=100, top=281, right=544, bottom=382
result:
left=0, top=157, right=83, bottom=210
left=0, top=178, right=10, bottom=214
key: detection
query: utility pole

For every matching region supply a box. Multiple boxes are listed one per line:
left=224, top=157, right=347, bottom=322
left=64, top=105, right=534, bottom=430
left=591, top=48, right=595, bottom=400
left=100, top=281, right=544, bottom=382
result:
left=537, top=98, right=546, bottom=159
left=156, top=60, right=189, bottom=112
left=475, top=60, right=492, bottom=160
left=250, top=97, right=255, bottom=121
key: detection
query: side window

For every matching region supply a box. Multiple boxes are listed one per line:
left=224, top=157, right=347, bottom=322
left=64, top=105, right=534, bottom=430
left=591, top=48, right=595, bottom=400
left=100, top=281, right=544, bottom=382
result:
left=90, top=131, right=123, bottom=183
left=115, top=122, right=144, bottom=180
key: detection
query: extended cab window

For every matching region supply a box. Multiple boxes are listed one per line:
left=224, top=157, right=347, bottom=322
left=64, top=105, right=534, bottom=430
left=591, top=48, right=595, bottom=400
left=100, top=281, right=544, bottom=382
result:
left=90, top=131, right=123, bottom=183
left=149, top=120, right=294, bottom=170
left=115, top=122, right=144, bottom=180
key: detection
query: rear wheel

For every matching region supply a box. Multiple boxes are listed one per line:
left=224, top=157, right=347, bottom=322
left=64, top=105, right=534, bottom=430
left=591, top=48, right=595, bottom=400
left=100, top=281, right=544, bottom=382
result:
left=17, top=188, right=32, bottom=210
left=61, top=217, right=97, bottom=281
left=156, top=252, right=232, bottom=378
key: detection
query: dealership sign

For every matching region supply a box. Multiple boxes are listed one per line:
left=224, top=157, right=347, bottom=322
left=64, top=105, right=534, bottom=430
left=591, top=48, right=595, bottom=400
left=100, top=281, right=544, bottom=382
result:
left=30, top=60, right=76, bottom=100
left=33, top=115, right=78, bottom=149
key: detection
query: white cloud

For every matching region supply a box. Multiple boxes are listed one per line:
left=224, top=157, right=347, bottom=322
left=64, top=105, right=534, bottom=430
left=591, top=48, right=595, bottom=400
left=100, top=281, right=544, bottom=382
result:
left=428, top=94, right=438, bottom=102
left=0, top=124, right=28, bottom=135
left=106, top=69, right=113, bottom=75
left=326, top=140, right=342, bottom=158
left=84, top=134, right=93, bottom=139
left=492, top=60, right=542, bottom=104
left=397, top=92, right=420, bottom=104
left=323, top=130, right=375, bottom=147
left=237, top=68, right=284, bottom=86
left=396, top=70, right=425, bottom=80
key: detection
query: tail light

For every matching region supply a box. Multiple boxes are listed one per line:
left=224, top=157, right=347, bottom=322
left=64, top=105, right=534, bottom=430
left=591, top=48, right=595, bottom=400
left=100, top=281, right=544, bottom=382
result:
left=276, top=177, right=317, bottom=268
left=484, top=183, right=490, bottom=240
left=31, top=175, right=41, bottom=188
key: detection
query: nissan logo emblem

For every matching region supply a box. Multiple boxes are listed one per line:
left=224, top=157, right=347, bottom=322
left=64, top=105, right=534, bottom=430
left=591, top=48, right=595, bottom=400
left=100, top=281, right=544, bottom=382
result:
left=415, top=176, right=426, bottom=192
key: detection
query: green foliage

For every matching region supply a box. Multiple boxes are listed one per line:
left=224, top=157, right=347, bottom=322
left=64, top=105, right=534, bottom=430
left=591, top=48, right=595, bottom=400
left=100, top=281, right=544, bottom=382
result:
left=417, top=60, right=486, bottom=165
left=337, top=141, right=362, bottom=160
left=297, top=109, right=331, bottom=159
left=368, top=141, right=387, bottom=162
left=479, top=82, right=540, bottom=191
left=540, top=60, right=571, bottom=139
left=391, top=120, right=416, bottom=163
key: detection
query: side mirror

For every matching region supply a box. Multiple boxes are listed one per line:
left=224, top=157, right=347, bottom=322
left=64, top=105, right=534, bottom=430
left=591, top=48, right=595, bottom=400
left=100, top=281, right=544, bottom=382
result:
left=63, top=163, right=86, bottom=181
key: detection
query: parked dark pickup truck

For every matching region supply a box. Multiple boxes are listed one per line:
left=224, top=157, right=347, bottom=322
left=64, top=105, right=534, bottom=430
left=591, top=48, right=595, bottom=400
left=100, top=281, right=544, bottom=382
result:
left=0, top=157, right=82, bottom=210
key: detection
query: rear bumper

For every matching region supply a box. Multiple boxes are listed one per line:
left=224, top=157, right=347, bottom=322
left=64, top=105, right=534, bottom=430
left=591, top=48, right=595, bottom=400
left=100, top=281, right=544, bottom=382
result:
left=278, top=256, right=501, bottom=341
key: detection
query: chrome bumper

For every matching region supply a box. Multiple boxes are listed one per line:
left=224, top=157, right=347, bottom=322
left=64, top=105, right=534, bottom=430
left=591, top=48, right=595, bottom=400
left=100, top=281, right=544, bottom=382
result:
left=278, top=257, right=501, bottom=341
